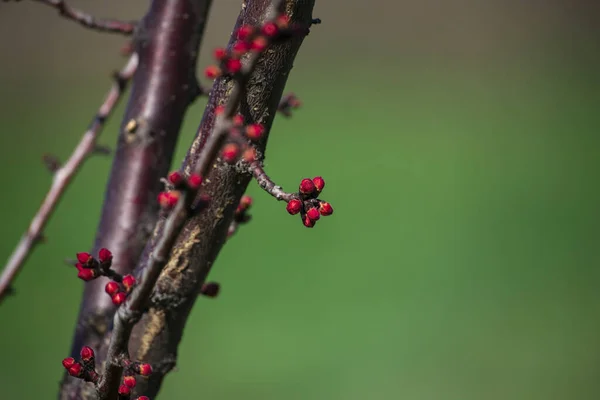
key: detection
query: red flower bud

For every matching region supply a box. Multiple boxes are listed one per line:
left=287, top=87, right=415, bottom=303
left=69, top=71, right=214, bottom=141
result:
left=204, top=65, right=221, bottom=79
left=233, top=114, right=244, bottom=126
left=222, top=143, right=240, bottom=164
left=118, top=385, right=131, bottom=395
left=187, top=173, right=202, bottom=189
left=112, top=292, right=127, bottom=306
left=240, top=195, right=253, bottom=209
left=261, top=22, right=278, bottom=37
left=67, top=362, right=83, bottom=377
left=276, top=14, right=290, bottom=28
left=232, top=40, right=249, bottom=55
left=236, top=25, right=254, bottom=40
left=167, top=171, right=183, bottom=185
left=136, top=363, right=153, bottom=376
left=105, top=281, right=120, bottom=296
left=242, top=148, right=257, bottom=163
left=226, top=58, right=242, bottom=74
left=76, top=252, right=92, bottom=264
left=200, top=282, right=220, bottom=298
left=76, top=265, right=97, bottom=281
left=98, top=248, right=113, bottom=264
left=80, top=346, right=95, bottom=362
left=319, top=202, right=333, bottom=216
left=245, top=123, right=265, bottom=141
left=312, top=176, right=325, bottom=193
left=286, top=199, right=302, bottom=215
left=137, top=397, right=150, bottom=400
left=62, top=357, right=76, bottom=370
left=250, top=36, right=268, bottom=52
left=215, top=105, right=225, bottom=115
left=299, top=178, right=315, bottom=195
left=303, top=215, right=316, bottom=228
left=123, top=375, right=137, bottom=388
left=213, top=47, right=226, bottom=60
left=122, top=274, right=136, bottom=291
left=158, top=191, right=180, bottom=209
left=306, top=207, right=320, bottom=221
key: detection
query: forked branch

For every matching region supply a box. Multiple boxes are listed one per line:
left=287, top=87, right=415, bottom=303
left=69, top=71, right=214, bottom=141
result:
left=0, top=54, right=139, bottom=303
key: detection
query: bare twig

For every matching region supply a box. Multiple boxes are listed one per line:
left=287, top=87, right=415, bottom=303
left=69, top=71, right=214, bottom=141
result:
left=32, top=0, right=136, bottom=35
left=250, top=161, right=296, bottom=201
left=0, top=54, right=139, bottom=303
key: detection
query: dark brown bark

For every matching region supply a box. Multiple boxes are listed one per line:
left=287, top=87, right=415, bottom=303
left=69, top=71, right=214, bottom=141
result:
left=123, top=0, right=316, bottom=398
left=61, top=0, right=213, bottom=399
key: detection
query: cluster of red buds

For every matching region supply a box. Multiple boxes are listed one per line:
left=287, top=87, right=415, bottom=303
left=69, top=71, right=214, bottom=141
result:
left=62, top=346, right=100, bottom=383
left=204, top=14, right=293, bottom=80
left=117, top=359, right=153, bottom=398
left=277, top=93, right=302, bottom=118
left=213, top=106, right=266, bottom=165
left=73, top=249, right=137, bottom=306
left=286, top=176, right=334, bottom=228
left=157, top=171, right=204, bottom=210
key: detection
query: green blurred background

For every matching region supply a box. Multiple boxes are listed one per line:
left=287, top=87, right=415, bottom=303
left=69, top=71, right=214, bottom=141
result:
left=1, top=1, right=600, bottom=399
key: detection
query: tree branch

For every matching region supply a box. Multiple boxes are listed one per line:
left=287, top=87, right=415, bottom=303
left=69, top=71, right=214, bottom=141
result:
left=32, top=0, right=136, bottom=35
left=118, top=1, right=317, bottom=397
left=0, top=54, right=138, bottom=304
left=60, top=1, right=214, bottom=399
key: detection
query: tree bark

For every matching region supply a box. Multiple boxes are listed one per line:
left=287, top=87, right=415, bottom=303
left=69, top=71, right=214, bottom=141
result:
left=61, top=0, right=213, bottom=399
left=124, top=0, right=316, bottom=397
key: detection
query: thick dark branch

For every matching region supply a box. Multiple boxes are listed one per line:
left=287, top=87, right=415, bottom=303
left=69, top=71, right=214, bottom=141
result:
left=0, top=54, right=138, bottom=304
left=61, top=0, right=213, bottom=399
left=32, top=0, right=136, bottom=35
left=124, top=1, right=316, bottom=397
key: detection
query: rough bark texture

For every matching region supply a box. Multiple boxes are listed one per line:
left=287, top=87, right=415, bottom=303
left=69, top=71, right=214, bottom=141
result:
left=61, top=0, right=213, bottom=399
left=125, top=0, right=316, bottom=397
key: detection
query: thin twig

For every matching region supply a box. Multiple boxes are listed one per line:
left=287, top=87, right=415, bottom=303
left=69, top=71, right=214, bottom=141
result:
left=33, top=0, right=137, bottom=35
left=98, top=3, right=284, bottom=398
left=249, top=161, right=295, bottom=202
left=0, top=54, right=139, bottom=303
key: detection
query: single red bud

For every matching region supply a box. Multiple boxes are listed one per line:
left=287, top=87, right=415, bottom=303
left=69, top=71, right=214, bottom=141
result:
left=242, top=148, right=257, bottom=163
left=276, top=14, right=290, bottom=28
left=112, top=292, right=127, bottom=306
left=62, top=357, right=76, bottom=370
left=215, top=105, right=225, bottom=115
left=200, top=282, right=220, bottom=298
left=105, top=281, right=120, bottom=296
left=303, top=215, right=316, bottom=228
left=167, top=171, right=183, bottom=185
left=312, top=176, right=325, bottom=193
left=136, top=397, right=150, bottom=400
left=76, top=252, right=92, bottom=264
left=98, top=248, right=113, bottom=264
left=158, top=191, right=180, bottom=209
left=245, top=123, right=265, bottom=141
left=122, top=274, right=136, bottom=291
left=136, top=363, right=153, bottom=376
left=240, top=195, right=253, bottom=209
left=232, top=40, right=249, bottom=55
left=226, top=58, right=242, bottom=74
left=319, top=202, right=333, bottom=216
left=250, top=36, right=268, bottom=52
left=76, top=266, right=97, bottom=281
left=236, top=24, right=254, bottom=40
left=187, top=173, right=202, bottom=189
left=67, top=363, right=83, bottom=377
left=222, top=143, right=240, bottom=164
left=286, top=199, right=302, bottom=215
left=306, top=207, right=320, bottom=221
left=233, top=114, right=244, bottom=126
left=123, top=375, right=137, bottom=388
left=80, top=346, right=95, bottom=362
left=299, top=178, right=316, bottom=195
left=262, top=22, right=279, bottom=37
left=204, top=65, right=221, bottom=79
left=213, top=47, right=226, bottom=60
left=118, top=385, right=131, bottom=395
